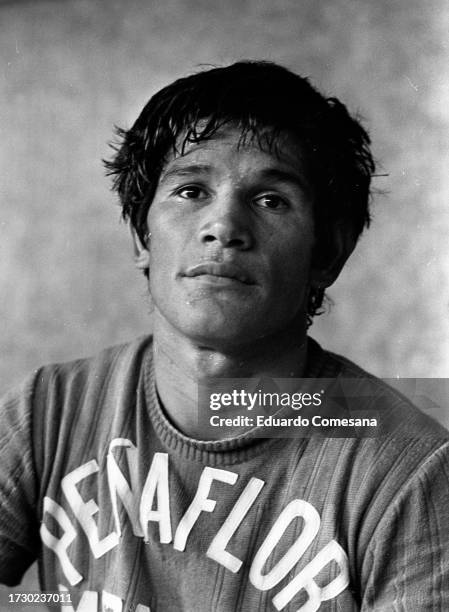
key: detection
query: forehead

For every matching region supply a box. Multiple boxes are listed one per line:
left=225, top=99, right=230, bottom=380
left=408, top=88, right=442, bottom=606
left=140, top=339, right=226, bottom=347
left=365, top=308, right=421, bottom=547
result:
left=159, top=125, right=310, bottom=184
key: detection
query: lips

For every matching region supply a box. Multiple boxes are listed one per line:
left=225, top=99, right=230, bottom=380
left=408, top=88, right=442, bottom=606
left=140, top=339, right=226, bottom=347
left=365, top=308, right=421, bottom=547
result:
left=183, top=262, right=254, bottom=285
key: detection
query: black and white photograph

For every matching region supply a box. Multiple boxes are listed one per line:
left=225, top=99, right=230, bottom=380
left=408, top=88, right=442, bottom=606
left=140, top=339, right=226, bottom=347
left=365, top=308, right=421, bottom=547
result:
left=0, top=1, right=448, bottom=610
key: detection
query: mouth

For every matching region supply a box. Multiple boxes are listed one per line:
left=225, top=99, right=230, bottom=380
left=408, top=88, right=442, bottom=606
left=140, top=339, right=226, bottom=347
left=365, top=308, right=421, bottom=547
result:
left=182, top=262, right=254, bottom=285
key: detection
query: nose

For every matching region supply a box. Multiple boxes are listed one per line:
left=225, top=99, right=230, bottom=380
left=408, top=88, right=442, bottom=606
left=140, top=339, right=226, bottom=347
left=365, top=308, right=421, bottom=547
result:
left=198, top=193, right=253, bottom=250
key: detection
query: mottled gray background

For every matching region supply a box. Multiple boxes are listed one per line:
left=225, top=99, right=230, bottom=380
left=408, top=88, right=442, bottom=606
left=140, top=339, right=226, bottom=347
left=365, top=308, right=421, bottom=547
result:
left=0, top=0, right=448, bottom=602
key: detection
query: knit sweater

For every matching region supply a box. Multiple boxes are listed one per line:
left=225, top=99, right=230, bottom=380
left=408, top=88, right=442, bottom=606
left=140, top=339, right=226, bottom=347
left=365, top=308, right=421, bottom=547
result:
left=0, top=335, right=448, bottom=611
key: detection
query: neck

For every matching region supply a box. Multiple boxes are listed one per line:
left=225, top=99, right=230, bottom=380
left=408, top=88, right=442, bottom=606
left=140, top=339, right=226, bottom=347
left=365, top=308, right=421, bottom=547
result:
left=152, top=310, right=309, bottom=439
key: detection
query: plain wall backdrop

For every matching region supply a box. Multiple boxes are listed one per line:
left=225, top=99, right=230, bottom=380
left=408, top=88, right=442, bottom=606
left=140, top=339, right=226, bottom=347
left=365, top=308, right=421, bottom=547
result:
left=0, top=0, right=448, bottom=600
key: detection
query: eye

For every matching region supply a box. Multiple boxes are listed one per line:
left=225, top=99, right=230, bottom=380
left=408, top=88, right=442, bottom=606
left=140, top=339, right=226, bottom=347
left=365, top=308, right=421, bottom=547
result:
left=253, top=194, right=288, bottom=211
left=174, top=185, right=207, bottom=200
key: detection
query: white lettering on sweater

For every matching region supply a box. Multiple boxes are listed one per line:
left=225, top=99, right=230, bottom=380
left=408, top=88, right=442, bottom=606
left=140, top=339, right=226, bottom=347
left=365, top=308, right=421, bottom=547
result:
left=40, top=497, right=83, bottom=586
left=174, top=466, right=238, bottom=551
left=207, top=476, right=265, bottom=572
left=107, top=438, right=143, bottom=538
left=273, top=540, right=350, bottom=611
left=40, top=440, right=349, bottom=610
left=140, top=451, right=172, bottom=543
left=249, top=499, right=321, bottom=591
left=61, top=460, right=118, bottom=558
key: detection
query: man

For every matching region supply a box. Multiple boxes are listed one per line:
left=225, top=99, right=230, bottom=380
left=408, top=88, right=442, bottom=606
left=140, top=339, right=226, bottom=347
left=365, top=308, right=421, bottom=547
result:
left=0, top=61, right=448, bottom=611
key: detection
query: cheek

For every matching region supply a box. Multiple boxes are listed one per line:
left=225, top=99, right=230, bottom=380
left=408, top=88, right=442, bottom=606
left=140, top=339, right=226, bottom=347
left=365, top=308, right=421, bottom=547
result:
left=146, top=207, right=193, bottom=297
left=146, top=213, right=169, bottom=295
left=269, top=229, right=314, bottom=283
left=147, top=236, right=176, bottom=304
left=148, top=235, right=168, bottom=271
left=147, top=202, right=193, bottom=252
left=147, top=206, right=173, bottom=264
left=265, top=238, right=314, bottom=319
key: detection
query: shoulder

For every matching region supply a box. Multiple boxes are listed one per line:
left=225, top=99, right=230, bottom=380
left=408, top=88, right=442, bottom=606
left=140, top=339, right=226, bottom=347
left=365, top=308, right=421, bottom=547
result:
left=27, top=334, right=154, bottom=448
left=1, top=335, right=153, bottom=429
left=33, top=334, right=154, bottom=394
left=305, top=336, right=449, bottom=526
left=20, top=335, right=154, bottom=482
left=307, top=335, right=449, bottom=441
left=5, top=335, right=154, bottom=437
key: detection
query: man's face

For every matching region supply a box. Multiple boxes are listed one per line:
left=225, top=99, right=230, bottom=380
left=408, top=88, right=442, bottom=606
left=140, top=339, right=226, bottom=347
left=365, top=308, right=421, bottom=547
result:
left=146, top=126, right=316, bottom=350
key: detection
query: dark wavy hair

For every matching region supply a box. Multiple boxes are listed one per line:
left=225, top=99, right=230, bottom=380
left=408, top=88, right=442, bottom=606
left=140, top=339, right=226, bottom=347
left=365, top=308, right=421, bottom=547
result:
left=104, top=60, right=375, bottom=323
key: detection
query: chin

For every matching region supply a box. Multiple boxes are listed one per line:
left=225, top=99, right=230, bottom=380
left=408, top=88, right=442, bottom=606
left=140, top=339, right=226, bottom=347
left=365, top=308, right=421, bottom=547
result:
left=164, top=310, right=242, bottom=347
left=180, top=319, right=251, bottom=350
left=154, top=297, right=307, bottom=351
left=173, top=312, right=293, bottom=353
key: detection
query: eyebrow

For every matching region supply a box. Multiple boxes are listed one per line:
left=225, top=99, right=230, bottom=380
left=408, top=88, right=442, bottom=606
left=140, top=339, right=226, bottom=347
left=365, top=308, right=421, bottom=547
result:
left=255, top=168, right=310, bottom=193
left=158, top=164, right=311, bottom=194
left=159, top=164, right=212, bottom=184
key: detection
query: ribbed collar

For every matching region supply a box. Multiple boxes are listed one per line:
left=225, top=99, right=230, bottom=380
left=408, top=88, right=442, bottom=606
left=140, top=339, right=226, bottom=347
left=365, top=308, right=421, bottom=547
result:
left=143, top=336, right=339, bottom=465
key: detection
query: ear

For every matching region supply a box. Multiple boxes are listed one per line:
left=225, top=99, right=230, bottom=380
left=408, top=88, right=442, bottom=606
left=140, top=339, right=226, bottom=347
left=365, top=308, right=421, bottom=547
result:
left=131, top=227, right=150, bottom=271
left=309, top=223, right=358, bottom=290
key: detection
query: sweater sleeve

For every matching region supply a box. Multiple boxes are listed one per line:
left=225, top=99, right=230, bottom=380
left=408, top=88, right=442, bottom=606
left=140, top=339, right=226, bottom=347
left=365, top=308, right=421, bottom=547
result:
left=360, top=442, right=449, bottom=610
left=0, top=374, right=40, bottom=585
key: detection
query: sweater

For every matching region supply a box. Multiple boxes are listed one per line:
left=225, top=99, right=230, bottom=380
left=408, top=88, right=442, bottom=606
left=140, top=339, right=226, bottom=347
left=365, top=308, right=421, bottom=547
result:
left=0, top=335, right=448, bottom=611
